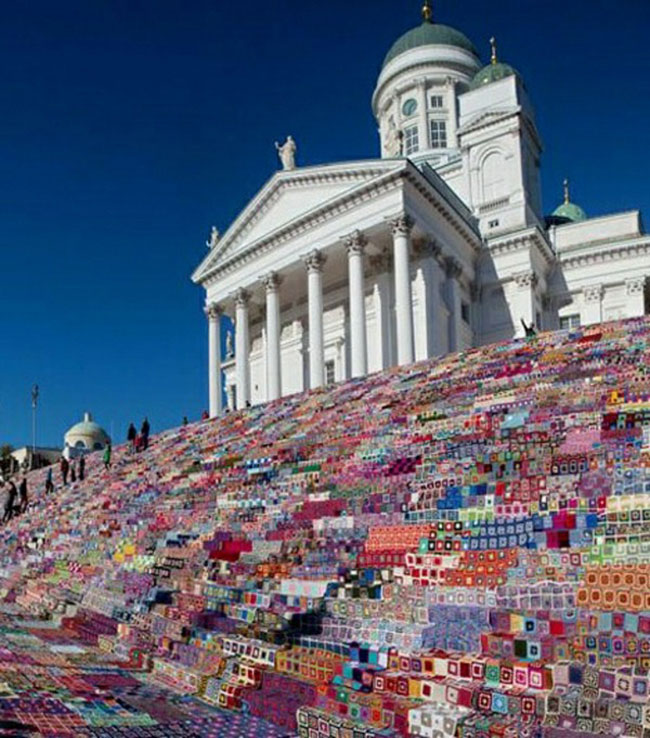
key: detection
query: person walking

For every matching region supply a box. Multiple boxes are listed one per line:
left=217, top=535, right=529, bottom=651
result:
left=18, top=476, right=28, bottom=514
left=60, top=456, right=69, bottom=486
left=2, top=479, right=17, bottom=523
left=141, top=417, right=150, bottom=450
left=45, top=466, right=54, bottom=495
left=103, top=442, right=112, bottom=470
left=127, top=423, right=137, bottom=452
left=79, top=455, right=85, bottom=481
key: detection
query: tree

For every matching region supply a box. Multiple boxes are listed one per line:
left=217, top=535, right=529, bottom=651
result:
left=0, top=444, right=14, bottom=478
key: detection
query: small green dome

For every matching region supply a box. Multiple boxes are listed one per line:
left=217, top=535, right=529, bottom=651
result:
left=552, top=201, right=587, bottom=223
left=383, top=21, right=478, bottom=68
left=470, top=61, right=519, bottom=90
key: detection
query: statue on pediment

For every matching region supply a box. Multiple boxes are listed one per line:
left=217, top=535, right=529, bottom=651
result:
left=385, top=118, right=402, bottom=157
left=206, top=226, right=220, bottom=249
left=275, top=135, right=297, bottom=171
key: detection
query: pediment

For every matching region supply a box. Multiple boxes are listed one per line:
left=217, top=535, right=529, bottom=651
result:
left=458, top=107, right=518, bottom=135
left=192, top=160, right=402, bottom=283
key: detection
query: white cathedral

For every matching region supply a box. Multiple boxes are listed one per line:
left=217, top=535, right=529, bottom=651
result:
left=192, top=1, right=650, bottom=416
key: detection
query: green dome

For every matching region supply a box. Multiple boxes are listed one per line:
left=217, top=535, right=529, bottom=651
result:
left=470, top=61, right=519, bottom=90
left=552, top=201, right=587, bottom=223
left=383, top=21, right=478, bottom=68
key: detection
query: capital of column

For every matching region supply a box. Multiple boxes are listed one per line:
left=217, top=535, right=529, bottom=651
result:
left=263, top=271, right=281, bottom=293
left=626, top=277, right=646, bottom=296
left=204, top=303, right=222, bottom=321
left=235, top=288, right=250, bottom=308
left=583, top=284, right=602, bottom=303
left=343, top=230, right=367, bottom=257
left=388, top=213, right=414, bottom=237
left=304, top=249, right=326, bottom=274
left=514, top=271, right=538, bottom=290
left=444, top=255, right=462, bottom=280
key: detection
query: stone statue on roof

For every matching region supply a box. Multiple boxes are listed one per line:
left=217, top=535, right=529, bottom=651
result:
left=385, top=118, right=402, bottom=157
left=206, top=226, right=220, bottom=249
left=275, top=135, right=297, bottom=171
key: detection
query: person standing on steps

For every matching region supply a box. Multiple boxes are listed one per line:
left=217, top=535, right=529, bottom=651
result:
left=18, top=476, right=28, bottom=514
left=103, top=442, right=112, bottom=470
left=141, top=417, right=150, bottom=450
left=45, top=466, right=54, bottom=495
left=60, top=456, right=69, bottom=486
left=70, top=461, right=77, bottom=484
left=127, top=423, right=137, bottom=452
left=2, top=479, right=17, bottom=523
left=79, top=455, right=85, bottom=481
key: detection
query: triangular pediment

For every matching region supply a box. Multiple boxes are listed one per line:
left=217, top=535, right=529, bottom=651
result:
left=192, top=160, right=403, bottom=283
left=458, top=107, right=519, bottom=135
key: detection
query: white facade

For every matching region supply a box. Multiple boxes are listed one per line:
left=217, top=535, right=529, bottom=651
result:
left=192, top=10, right=649, bottom=415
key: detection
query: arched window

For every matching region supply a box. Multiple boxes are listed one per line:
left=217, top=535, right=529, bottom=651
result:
left=481, top=151, right=506, bottom=202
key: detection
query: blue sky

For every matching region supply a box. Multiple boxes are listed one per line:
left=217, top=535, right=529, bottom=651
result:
left=1, top=0, right=648, bottom=448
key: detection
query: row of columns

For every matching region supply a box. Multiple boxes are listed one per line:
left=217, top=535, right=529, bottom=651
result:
left=205, top=213, right=427, bottom=417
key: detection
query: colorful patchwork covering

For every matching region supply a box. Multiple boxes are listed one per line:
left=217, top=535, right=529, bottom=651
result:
left=1, top=316, right=650, bottom=737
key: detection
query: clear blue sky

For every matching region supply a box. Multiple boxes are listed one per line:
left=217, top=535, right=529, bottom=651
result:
left=1, top=0, right=648, bottom=448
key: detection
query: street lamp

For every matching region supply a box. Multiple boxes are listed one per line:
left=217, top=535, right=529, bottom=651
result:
left=31, top=384, right=39, bottom=459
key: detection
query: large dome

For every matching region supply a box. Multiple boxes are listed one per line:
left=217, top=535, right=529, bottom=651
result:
left=382, top=21, right=479, bottom=69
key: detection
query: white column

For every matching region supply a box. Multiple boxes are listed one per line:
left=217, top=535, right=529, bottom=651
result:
left=205, top=303, right=222, bottom=418
left=414, top=239, right=442, bottom=359
left=264, top=272, right=282, bottom=401
left=445, top=256, right=463, bottom=352
left=304, top=249, right=326, bottom=389
left=235, top=288, right=250, bottom=409
left=369, top=251, right=394, bottom=371
left=344, top=230, right=368, bottom=377
left=390, top=214, right=415, bottom=366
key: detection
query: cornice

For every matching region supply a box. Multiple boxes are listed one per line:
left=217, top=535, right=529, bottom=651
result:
left=559, top=240, right=650, bottom=270
left=403, top=164, right=481, bottom=250
left=486, top=227, right=554, bottom=266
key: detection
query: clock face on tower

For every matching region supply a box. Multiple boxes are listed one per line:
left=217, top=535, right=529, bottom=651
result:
left=402, top=98, right=418, bottom=117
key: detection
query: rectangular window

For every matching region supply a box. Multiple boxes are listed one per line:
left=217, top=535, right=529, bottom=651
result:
left=559, top=314, right=580, bottom=330
left=404, top=125, right=419, bottom=156
left=430, top=95, right=444, bottom=109
left=325, top=360, right=335, bottom=385
left=430, top=120, right=447, bottom=149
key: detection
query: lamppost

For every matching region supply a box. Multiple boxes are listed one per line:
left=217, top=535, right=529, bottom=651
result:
left=31, top=384, right=39, bottom=461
